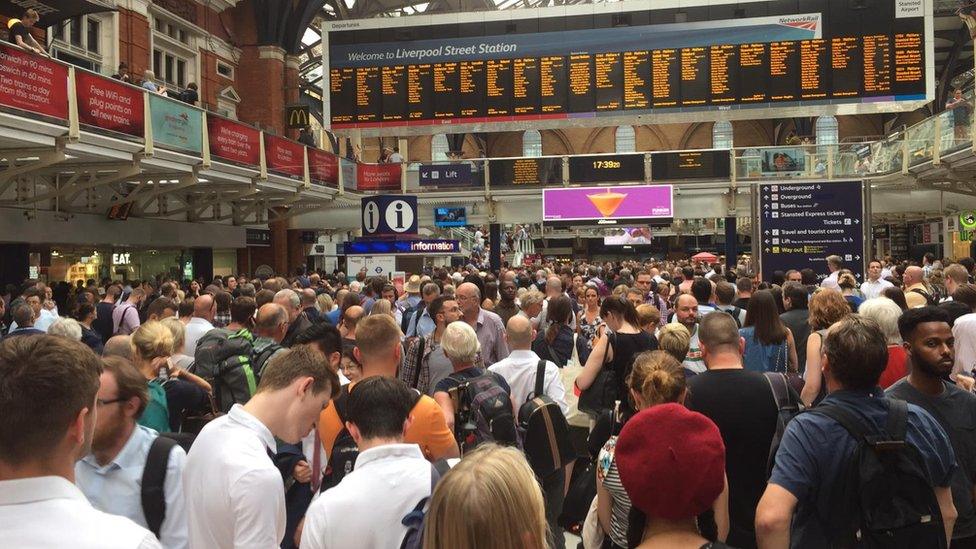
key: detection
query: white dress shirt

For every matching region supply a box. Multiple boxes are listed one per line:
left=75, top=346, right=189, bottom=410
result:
left=76, top=425, right=188, bottom=549
left=821, top=270, right=840, bottom=291
left=300, top=443, right=433, bottom=549
left=9, top=308, right=56, bottom=333
left=860, top=278, right=894, bottom=300
left=183, top=404, right=284, bottom=549
left=0, top=475, right=160, bottom=548
left=182, top=317, right=215, bottom=356
left=489, top=349, right=569, bottom=414
left=953, top=313, right=976, bottom=378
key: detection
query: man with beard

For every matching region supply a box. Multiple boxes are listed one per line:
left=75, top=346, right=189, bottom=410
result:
left=888, top=306, right=976, bottom=547
left=0, top=336, right=160, bottom=548
left=76, top=356, right=188, bottom=548
left=673, top=294, right=704, bottom=373
left=494, top=279, right=519, bottom=327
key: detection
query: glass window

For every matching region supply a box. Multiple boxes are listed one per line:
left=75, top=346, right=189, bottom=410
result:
left=431, top=134, right=450, bottom=161
left=69, top=17, right=82, bottom=47
left=153, top=50, right=162, bottom=78
left=712, top=121, right=733, bottom=149
left=165, top=54, right=174, bottom=84
left=176, top=59, right=186, bottom=88
left=815, top=115, right=839, bottom=146
left=522, top=129, right=542, bottom=157
left=52, top=21, right=64, bottom=41
left=179, top=29, right=188, bottom=44
left=615, top=126, right=636, bottom=153
left=155, top=18, right=164, bottom=32
left=86, top=18, right=100, bottom=54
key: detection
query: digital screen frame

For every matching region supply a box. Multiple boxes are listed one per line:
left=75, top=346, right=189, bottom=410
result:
left=543, top=185, right=673, bottom=228
left=434, top=206, right=467, bottom=227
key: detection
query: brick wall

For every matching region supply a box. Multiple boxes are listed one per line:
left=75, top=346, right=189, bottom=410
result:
left=235, top=46, right=285, bottom=132
left=117, top=9, right=151, bottom=78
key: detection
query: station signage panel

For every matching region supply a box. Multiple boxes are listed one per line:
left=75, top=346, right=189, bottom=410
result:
left=264, top=134, right=305, bottom=178
left=0, top=44, right=69, bottom=120
left=543, top=185, right=673, bottom=228
left=343, top=239, right=461, bottom=254
left=208, top=116, right=260, bottom=166
left=419, top=163, right=476, bottom=186
left=75, top=71, right=144, bottom=137
left=362, top=195, right=418, bottom=237
left=308, top=148, right=339, bottom=186
left=650, top=150, right=731, bottom=181
left=568, top=154, right=645, bottom=184
left=357, top=163, right=401, bottom=191
left=489, top=157, right=561, bottom=186
left=759, top=181, right=865, bottom=282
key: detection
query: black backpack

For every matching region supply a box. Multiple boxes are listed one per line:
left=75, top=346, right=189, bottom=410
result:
left=401, top=302, right=425, bottom=335
left=250, top=339, right=283, bottom=379
left=518, top=361, right=575, bottom=477
left=191, top=329, right=257, bottom=413
left=810, top=399, right=946, bottom=548
left=909, top=288, right=939, bottom=307
left=453, top=372, right=519, bottom=454
left=763, top=372, right=803, bottom=475
left=141, top=432, right=195, bottom=538
left=723, top=306, right=743, bottom=328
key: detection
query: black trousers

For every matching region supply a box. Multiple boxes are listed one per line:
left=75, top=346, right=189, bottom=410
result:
left=541, top=468, right=566, bottom=549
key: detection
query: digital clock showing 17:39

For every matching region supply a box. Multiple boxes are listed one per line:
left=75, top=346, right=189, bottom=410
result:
left=593, top=160, right=621, bottom=169
left=569, top=153, right=646, bottom=184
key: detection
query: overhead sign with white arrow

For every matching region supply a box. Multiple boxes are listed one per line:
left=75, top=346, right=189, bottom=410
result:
left=759, top=180, right=865, bottom=282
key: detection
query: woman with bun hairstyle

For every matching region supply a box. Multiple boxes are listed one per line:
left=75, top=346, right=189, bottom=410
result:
left=424, top=444, right=548, bottom=549
left=596, top=351, right=729, bottom=549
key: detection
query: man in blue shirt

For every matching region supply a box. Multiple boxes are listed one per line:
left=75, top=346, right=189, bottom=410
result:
left=756, top=315, right=958, bottom=548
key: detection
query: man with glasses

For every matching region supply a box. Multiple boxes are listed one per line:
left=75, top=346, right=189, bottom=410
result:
left=76, top=356, right=189, bottom=549
left=399, top=296, right=462, bottom=395
left=456, top=282, right=509, bottom=366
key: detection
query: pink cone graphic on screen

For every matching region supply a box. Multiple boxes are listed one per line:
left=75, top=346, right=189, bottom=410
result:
left=588, top=188, right=627, bottom=217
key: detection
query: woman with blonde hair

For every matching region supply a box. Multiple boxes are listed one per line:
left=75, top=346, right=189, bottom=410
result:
left=424, top=444, right=547, bottom=549
left=800, top=289, right=854, bottom=406
left=657, top=323, right=691, bottom=365
left=596, top=351, right=728, bottom=548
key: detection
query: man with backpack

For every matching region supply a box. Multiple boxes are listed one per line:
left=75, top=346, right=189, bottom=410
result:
left=756, top=315, right=958, bottom=549
left=76, top=356, right=188, bottom=549
left=905, top=265, right=939, bottom=308
left=400, top=296, right=462, bottom=395
left=714, top=281, right=746, bottom=328
left=685, top=312, right=780, bottom=548
left=887, top=307, right=976, bottom=547
left=301, top=376, right=437, bottom=549
left=403, top=281, right=441, bottom=338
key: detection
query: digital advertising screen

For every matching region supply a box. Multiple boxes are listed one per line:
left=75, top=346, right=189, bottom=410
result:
left=604, top=227, right=654, bottom=246
left=543, top=185, right=673, bottom=228
left=434, top=207, right=467, bottom=227
left=325, top=0, right=930, bottom=133
left=761, top=148, right=807, bottom=175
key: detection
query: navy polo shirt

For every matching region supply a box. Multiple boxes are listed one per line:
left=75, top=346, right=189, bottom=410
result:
left=769, top=388, right=957, bottom=548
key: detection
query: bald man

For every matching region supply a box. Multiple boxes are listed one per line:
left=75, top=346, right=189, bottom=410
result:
left=904, top=265, right=935, bottom=308
left=340, top=305, right=363, bottom=345
left=184, top=293, right=216, bottom=355
left=489, top=315, right=568, bottom=413
left=536, top=276, right=578, bottom=332
left=456, top=282, right=509, bottom=365
left=102, top=334, right=133, bottom=361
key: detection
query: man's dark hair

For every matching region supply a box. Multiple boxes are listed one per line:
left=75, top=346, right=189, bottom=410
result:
left=105, top=284, right=122, bottom=299
left=255, top=289, right=276, bottom=308
left=735, top=277, right=753, bottom=293
left=898, top=306, right=951, bottom=342
left=293, top=322, right=342, bottom=356
left=428, top=295, right=453, bottom=323
left=214, top=291, right=232, bottom=313
left=346, top=376, right=414, bottom=440
left=230, top=296, right=257, bottom=325
left=800, top=268, right=818, bottom=286
left=11, top=303, right=32, bottom=327
left=177, top=297, right=194, bottom=318
left=959, top=257, right=975, bottom=273
left=714, top=281, right=736, bottom=305
left=73, top=302, right=96, bottom=321
left=691, top=278, right=712, bottom=305
left=699, top=311, right=741, bottom=350
left=782, top=282, right=808, bottom=309
left=0, top=336, right=102, bottom=464
left=258, top=344, right=338, bottom=397
left=147, top=297, right=176, bottom=319
left=939, top=301, right=971, bottom=327
left=822, top=315, right=888, bottom=391
left=101, top=355, right=148, bottom=417
left=952, top=284, right=976, bottom=312
left=681, top=266, right=695, bottom=280
left=160, top=282, right=176, bottom=298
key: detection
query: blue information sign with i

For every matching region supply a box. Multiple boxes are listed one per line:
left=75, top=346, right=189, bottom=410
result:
left=361, top=195, right=418, bottom=237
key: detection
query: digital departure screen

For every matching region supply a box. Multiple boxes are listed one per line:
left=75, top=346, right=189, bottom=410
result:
left=650, top=150, right=731, bottom=181
left=568, top=154, right=645, bottom=184
left=489, top=157, right=562, bottom=186
left=327, top=0, right=928, bottom=130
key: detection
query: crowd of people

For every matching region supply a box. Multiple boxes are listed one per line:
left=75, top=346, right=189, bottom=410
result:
left=2, top=252, right=976, bottom=549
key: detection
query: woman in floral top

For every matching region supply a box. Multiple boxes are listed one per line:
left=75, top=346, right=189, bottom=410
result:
left=596, top=351, right=729, bottom=548
left=577, top=285, right=604, bottom=364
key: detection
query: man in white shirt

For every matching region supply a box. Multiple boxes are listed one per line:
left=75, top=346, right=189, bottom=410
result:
left=183, top=344, right=338, bottom=549
left=301, top=376, right=434, bottom=549
left=76, top=356, right=188, bottom=549
left=489, top=315, right=568, bottom=413
left=182, top=293, right=215, bottom=356
left=820, top=255, right=843, bottom=291
left=860, top=260, right=894, bottom=300
left=0, top=335, right=160, bottom=549
left=536, top=277, right=578, bottom=332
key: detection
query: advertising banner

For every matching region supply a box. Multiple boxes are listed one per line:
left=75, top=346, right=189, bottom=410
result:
left=761, top=148, right=807, bottom=175
left=75, top=71, right=143, bottom=136
left=759, top=181, right=865, bottom=282
left=308, top=148, right=339, bottom=186
left=264, top=134, right=305, bottom=178
left=543, top=185, right=673, bottom=227
left=0, top=44, right=68, bottom=119
left=357, top=163, right=401, bottom=191
left=419, top=163, right=475, bottom=186
left=207, top=117, right=260, bottom=165
left=149, top=94, right=203, bottom=153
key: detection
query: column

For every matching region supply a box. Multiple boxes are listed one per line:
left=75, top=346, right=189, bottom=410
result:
left=724, top=217, right=737, bottom=272
left=489, top=223, right=502, bottom=272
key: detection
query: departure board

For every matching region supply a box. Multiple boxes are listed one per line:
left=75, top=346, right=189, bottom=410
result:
left=569, top=154, right=645, bottom=183
left=489, top=157, right=562, bottom=186
left=650, top=150, right=731, bottom=181
left=327, top=0, right=930, bottom=130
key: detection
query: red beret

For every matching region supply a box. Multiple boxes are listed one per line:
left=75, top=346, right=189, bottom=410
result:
left=615, top=403, right=726, bottom=521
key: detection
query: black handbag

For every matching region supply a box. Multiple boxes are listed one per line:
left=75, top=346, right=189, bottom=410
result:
left=578, top=333, right=618, bottom=417
left=558, top=456, right=596, bottom=533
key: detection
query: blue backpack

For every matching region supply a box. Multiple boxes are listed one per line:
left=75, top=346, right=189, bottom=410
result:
left=399, top=459, right=452, bottom=549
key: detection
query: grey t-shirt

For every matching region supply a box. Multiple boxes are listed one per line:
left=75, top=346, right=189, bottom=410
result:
left=887, top=379, right=976, bottom=538
left=424, top=344, right=455, bottom=396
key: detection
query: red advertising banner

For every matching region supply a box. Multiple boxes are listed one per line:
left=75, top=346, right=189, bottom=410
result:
left=75, top=71, right=144, bottom=136
left=265, top=134, right=305, bottom=178
left=0, top=45, right=68, bottom=119
left=208, top=116, right=260, bottom=166
left=357, top=163, right=401, bottom=191
left=308, top=148, right=338, bottom=187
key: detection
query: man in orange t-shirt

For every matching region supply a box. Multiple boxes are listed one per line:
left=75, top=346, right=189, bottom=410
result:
left=317, top=314, right=458, bottom=463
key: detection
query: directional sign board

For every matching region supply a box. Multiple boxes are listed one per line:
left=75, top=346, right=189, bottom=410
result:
left=759, top=181, right=865, bottom=283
